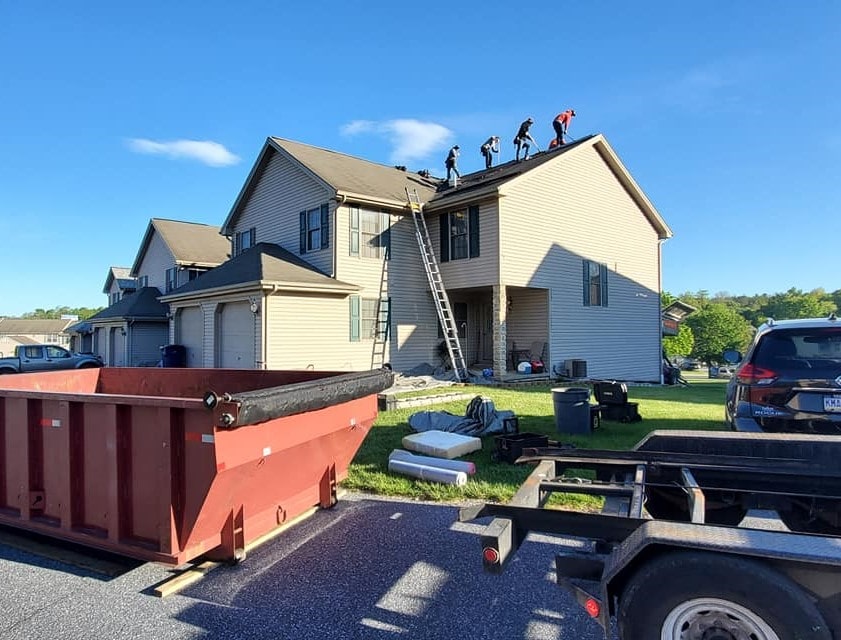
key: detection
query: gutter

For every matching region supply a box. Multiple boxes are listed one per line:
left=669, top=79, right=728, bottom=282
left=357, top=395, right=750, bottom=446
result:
left=335, top=189, right=413, bottom=210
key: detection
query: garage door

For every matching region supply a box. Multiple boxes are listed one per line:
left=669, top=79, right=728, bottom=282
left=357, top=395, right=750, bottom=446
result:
left=218, top=301, right=256, bottom=368
left=110, top=326, right=126, bottom=367
left=177, top=307, right=204, bottom=368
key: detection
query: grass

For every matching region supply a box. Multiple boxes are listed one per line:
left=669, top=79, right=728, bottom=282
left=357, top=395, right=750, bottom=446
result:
left=342, top=372, right=728, bottom=506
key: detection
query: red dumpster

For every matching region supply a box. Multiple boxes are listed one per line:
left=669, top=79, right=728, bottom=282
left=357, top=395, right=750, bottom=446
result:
left=0, top=367, right=392, bottom=565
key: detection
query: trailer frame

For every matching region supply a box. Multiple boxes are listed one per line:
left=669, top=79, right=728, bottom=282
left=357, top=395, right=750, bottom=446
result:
left=459, top=430, right=841, bottom=638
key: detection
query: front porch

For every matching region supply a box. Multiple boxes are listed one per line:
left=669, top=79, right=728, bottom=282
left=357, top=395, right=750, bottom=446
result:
left=447, top=284, right=551, bottom=381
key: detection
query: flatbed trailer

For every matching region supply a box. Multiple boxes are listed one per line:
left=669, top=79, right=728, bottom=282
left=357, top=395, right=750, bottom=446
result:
left=459, top=430, right=841, bottom=639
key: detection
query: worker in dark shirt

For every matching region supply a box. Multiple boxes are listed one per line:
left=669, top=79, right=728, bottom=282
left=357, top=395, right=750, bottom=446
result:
left=552, top=109, right=576, bottom=147
left=445, top=145, right=460, bottom=182
left=480, top=136, right=500, bottom=169
left=513, top=118, right=537, bottom=161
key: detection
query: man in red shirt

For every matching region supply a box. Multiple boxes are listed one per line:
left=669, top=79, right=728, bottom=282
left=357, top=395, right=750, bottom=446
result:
left=552, top=109, right=576, bottom=147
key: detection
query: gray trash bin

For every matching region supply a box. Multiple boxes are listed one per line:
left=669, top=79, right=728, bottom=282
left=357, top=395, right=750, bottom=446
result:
left=551, top=387, right=591, bottom=434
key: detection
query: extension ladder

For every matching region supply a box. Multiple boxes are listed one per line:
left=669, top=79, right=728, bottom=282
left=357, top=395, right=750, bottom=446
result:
left=406, top=188, right=468, bottom=381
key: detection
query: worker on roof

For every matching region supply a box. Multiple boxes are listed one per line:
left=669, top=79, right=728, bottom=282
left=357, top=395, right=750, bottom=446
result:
left=513, top=118, right=537, bottom=161
left=480, top=136, right=500, bottom=169
left=552, top=109, right=576, bottom=147
left=445, top=145, right=460, bottom=183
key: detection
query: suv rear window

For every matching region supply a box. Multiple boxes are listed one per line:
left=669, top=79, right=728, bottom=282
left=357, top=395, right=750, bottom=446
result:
left=754, top=328, right=841, bottom=372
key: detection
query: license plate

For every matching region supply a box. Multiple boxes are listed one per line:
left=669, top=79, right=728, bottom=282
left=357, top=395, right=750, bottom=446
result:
left=825, top=395, right=841, bottom=413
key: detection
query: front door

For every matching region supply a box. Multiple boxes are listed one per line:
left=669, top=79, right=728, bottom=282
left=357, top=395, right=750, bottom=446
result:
left=480, top=303, right=494, bottom=362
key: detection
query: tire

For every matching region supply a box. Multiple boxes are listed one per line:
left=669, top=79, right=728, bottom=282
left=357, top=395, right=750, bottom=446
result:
left=617, top=550, right=830, bottom=640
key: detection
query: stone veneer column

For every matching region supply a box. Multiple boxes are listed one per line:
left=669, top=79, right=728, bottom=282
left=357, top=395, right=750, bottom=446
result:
left=492, top=285, right=507, bottom=380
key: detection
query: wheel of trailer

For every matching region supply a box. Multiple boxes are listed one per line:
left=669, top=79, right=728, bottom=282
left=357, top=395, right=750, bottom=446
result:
left=617, top=550, right=830, bottom=640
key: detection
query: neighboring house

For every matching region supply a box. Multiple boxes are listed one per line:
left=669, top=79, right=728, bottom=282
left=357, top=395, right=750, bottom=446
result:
left=86, top=218, right=230, bottom=366
left=0, top=318, right=74, bottom=357
left=103, top=266, right=138, bottom=306
left=161, top=134, right=672, bottom=381
left=85, top=288, right=170, bottom=366
left=0, top=318, right=73, bottom=357
left=662, top=300, right=697, bottom=336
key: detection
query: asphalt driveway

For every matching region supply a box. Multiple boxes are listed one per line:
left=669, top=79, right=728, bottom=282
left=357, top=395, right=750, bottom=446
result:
left=0, top=493, right=610, bottom=640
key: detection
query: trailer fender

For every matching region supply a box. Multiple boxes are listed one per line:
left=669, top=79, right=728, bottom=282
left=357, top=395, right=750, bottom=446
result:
left=601, top=520, right=841, bottom=629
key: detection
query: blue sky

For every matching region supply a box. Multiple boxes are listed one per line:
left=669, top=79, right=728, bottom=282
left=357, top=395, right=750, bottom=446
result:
left=1, top=1, right=839, bottom=317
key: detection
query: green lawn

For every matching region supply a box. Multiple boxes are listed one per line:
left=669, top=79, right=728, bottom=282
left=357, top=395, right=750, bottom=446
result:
left=343, top=373, right=728, bottom=505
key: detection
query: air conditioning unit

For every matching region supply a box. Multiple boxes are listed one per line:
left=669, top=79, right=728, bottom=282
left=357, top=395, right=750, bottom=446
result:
left=563, top=359, right=587, bottom=378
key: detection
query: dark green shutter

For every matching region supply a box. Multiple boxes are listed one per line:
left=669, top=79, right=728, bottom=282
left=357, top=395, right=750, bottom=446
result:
left=582, top=261, right=591, bottom=306
left=381, top=212, right=391, bottom=260
left=600, top=264, right=609, bottom=307
left=320, top=203, right=330, bottom=249
left=468, top=205, right=480, bottom=258
left=439, top=213, right=449, bottom=262
left=299, top=211, right=307, bottom=253
left=349, top=206, right=359, bottom=256
left=349, top=296, right=360, bottom=342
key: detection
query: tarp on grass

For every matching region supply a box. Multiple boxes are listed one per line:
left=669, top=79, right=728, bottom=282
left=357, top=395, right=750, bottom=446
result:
left=408, top=395, right=517, bottom=437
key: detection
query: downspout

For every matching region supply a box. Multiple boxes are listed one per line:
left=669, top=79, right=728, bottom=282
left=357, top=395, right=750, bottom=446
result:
left=334, top=193, right=347, bottom=278
left=658, top=238, right=665, bottom=384
left=262, top=284, right=279, bottom=369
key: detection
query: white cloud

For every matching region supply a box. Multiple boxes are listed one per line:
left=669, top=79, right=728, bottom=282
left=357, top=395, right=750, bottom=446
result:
left=341, top=118, right=453, bottom=163
left=126, top=138, right=240, bottom=167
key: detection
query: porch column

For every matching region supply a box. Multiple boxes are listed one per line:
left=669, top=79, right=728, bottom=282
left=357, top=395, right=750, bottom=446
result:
left=492, top=285, right=507, bottom=380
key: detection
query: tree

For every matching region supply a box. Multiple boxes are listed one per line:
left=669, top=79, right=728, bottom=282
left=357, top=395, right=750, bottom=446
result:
left=19, top=306, right=103, bottom=320
left=663, top=323, right=694, bottom=359
left=685, top=303, right=754, bottom=364
left=760, top=288, right=836, bottom=321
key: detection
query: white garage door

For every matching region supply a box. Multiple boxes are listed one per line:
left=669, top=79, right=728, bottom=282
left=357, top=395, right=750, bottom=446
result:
left=177, top=307, right=204, bottom=368
left=218, top=301, right=256, bottom=368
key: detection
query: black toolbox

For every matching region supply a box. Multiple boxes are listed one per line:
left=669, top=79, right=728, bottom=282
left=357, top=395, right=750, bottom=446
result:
left=600, top=402, right=642, bottom=423
left=494, top=432, right=550, bottom=464
left=593, top=380, right=629, bottom=405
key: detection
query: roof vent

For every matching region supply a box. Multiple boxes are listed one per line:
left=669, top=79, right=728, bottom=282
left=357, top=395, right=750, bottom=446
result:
left=766, top=317, right=775, bottom=326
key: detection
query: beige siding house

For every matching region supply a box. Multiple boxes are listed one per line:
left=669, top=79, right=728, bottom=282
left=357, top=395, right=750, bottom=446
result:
left=0, top=318, right=73, bottom=358
left=86, top=218, right=230, bottom=366
left=162, top=134, right=672, bottom=382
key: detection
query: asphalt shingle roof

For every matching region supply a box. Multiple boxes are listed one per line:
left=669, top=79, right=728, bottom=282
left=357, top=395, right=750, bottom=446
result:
left=151, top=219, right=231, bottom=265
left=270, top=138, right=440, bottom=204
left=88, top=287, right=168, bottom=321
left=162, top=243, right=358, bottom=297
left=0, top=318, right=73, bottom=334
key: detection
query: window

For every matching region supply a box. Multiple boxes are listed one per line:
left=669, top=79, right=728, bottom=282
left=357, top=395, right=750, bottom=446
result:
left=350, top=296, right=390, bottom=342
left=349, top=207, right=390, bottom=258
left=46, top=346, right=69, bottom=359
left=439, top=205, right=480, bottom=262
left=138, top=275, right=149, bottom=288
left=234, top=227, right=256, bottom=256
left=165, top=267, right=178, bottom=293
left=583, top=260, right=609, bottom=307
left=110, top=292, right=121, bottom=305
left=299, top=203, right=330, bottom=253
left=187, top=268, right=203, bottom=281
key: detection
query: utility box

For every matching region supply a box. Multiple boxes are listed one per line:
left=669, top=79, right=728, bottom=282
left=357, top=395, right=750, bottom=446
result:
left=563, top=359, right=587, bottom=378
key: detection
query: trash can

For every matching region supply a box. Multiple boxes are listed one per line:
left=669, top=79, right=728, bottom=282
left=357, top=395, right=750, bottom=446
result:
left=552, top=387, right=591, bottom=434
left=161, top=344, right=187, bottom=368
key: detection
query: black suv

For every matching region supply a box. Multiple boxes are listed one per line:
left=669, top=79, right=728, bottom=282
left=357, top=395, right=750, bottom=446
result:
left=726, top=314, right=841, bottom=434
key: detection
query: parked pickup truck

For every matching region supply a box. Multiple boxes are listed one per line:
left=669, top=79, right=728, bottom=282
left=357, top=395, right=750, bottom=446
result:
left=0, top=344, right=102, bottom=374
